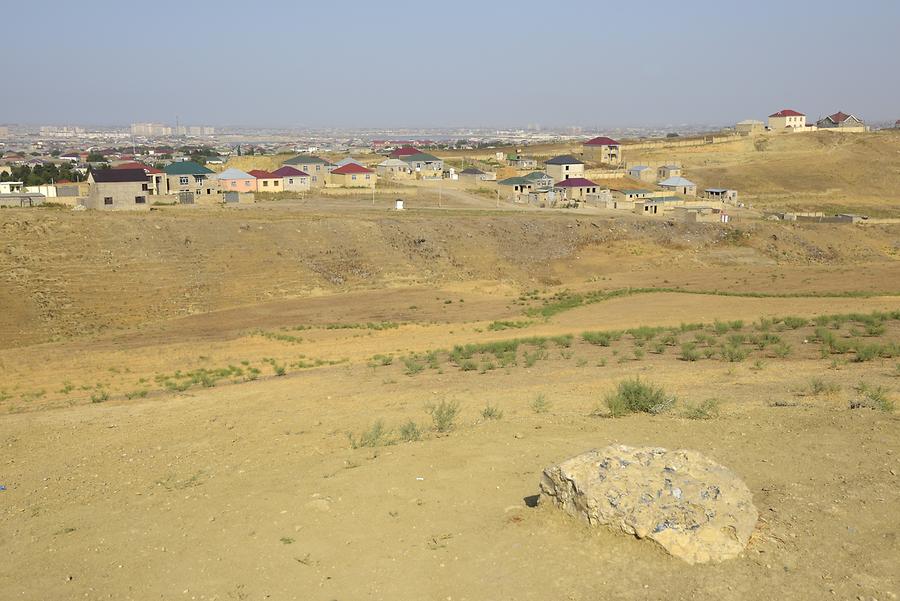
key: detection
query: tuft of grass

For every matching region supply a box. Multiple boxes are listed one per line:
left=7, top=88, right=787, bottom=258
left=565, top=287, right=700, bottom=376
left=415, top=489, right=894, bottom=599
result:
left=720, top=344, right=748, bottom=363
left=529, top=393, right=550, bottom=414
left=481, top=404, right=503, bottom=420
left=348, top=420, right=390, bottom=448
left=780, top=316, right=808, bottom=330
left=90, top=390, right=110, bottom=403
left=679, top=342, right=700, bottom=362
left=850, top=382, right=894, bottom=412
left=125, top=389, right=148, bottom=400
left=604, top=378, right=673, bottom=417
left=399, top=420, right=422, bottom=442
left=427, top=400, right=460, bottom=433
left=581, top=330, right=622, bottom=347
left=487, top=320, right=532, bottom=331
left=808, top=377, right=840, bottom=396
left=682, top=398, right=720, bottom=420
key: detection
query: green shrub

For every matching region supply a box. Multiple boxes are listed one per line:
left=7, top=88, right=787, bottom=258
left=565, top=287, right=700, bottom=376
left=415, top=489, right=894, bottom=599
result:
left=481, top=404, right=503, bottom=420
left=581, top=330, right=622, bottom=347
left=399, top=420, right=422, bottom=442
left=403, top=356, right=425, bottom=375
left=781, top=316, right=808, bottom=330
left=808, top=377, right=840, bottom=396
left=680, top=342, right=700, bottom=362
left=125, top=389, right=148, bottom=400
left=772, top=343, right=792, bottom=358
left=720, top=344, right=748, bottom=362
left=604, top=378, right=673, bottom=417
left=90, top=390, right=110, bottom=403
left=530, top=394, right=551, bottom=413
left=850, top=382, right=894, bottom=412
left=427, top=400, right=460, bottom=432
left=682, top=398, right=720, bottom=420
left=349, top=420, right=390, bottom=448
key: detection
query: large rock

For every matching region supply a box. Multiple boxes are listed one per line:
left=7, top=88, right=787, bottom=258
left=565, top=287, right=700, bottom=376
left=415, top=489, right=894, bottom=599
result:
left=540, top=445, right=757, bottom=564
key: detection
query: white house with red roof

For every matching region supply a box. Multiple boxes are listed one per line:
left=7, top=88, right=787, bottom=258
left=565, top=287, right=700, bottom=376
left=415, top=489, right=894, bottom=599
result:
left=582, top=136, right=621, bottom=165
left=768, top=109, right=808, bottom=131
left=816, top=111, right=867, bottom=132
left=328, top=162, right=377, bottom=188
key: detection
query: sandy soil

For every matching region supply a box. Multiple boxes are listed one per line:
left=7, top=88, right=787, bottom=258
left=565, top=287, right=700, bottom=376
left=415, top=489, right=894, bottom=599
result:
left=1, top=206, right=899, bottom=600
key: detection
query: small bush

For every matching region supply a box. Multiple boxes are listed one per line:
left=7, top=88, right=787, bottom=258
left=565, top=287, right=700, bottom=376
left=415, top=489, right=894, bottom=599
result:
left=682, top=398, right=720, bottom=420
left=481, top=404, right=503, bottom=420
left=399, top=420, right=422, bottom=442
left=781, top=316, right=808, bottom=330
left=850, top=382, right=894, bottom=412
left=581, top=330, right=622, bottom=347
left=772, top=343, right=792, bottom=358
left=679, top=342, right=700, bottom=362
left=808, top=377, right=840, bottom=396
left=90, top=390, right=110, bottom=403
left=427, top=400, right=460, bottom=432
left=720, top=344, right=748, bottom=363
left=125, top=389, right=148, bottom=400
left=349, top=420, right=390, bottom=448
left=604, top=378, right=673, bottom=417
left=403, top=356, right=425, bottom=375
left=530, top=393, right=551, bottom=413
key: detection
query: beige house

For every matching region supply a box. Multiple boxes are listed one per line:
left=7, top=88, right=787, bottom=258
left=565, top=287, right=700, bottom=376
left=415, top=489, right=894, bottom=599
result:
left=657, top=164, right=682, bottom=180
left=582, top=136, right=621, bottom=165
left=271, top=166, right=311, bottom=192
left=85, top=168, right=151, bottom=210
left=282, top=155, right=334, bottom=187
left=376, top=158, right=413, bottom=179
left=735, top=120, right=765, bottom=135
left=626, top=165, right=655, bottom=182
left=329, top=163, right=376, bottom=188
left=545, top=155, right=585, bottom=181
left=704, top=188, right=738, bottom=203
left=553, top=177, right=600, bottom=201
left=248, top=170, right=283, bottom=192
left=768, top=109, right=806, bottom=131
left=459, top=167, right=495, bottom=182
left=400, top=152, right=443, bottom=178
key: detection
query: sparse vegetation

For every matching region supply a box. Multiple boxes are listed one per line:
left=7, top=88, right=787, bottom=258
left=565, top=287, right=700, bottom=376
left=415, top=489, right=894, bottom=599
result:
left=604, top=378, right=673, bottom=417
left=850, top=382, right=894, bottom=412
left=427, top=400, right=460, bottom=433
left=349, top=420, right=390, bottom=448
left=529, top=394, right=550, bottom=414
left=682, top=398, right=720, bottom=420
left=481, top=404, right=503, bottom=420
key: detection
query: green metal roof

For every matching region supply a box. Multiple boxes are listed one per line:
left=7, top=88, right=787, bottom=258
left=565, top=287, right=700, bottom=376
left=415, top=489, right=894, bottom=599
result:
left=524, top=171, right=550, bottom=181
left=163, top=161, right=214, bottom=175
left=284, top=155, right=329, bottom=166
left=498, top=177, right=531, bottom=186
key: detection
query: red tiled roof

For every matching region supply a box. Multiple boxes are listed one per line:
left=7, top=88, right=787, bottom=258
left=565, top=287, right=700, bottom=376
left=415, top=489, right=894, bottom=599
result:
left=331, top=163, right=372, bottom=175
left=56, top=179, right=72, bottom=184
left=554, top=177, right=598, bottom=188
left=769, top=109, right=805, bottom=118
left=584, top=136, right=620, bottom=146
left=389, top=146, right=420, bottom=158
left=828, top=111, right=850, bottom=123
left=248, top=169, right=277, bottom=179
left=271, top=166, right=309, bottom=177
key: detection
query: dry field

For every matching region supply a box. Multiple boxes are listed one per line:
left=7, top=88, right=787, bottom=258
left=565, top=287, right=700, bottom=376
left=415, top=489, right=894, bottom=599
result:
left=1, top=203, right=899, bottom=600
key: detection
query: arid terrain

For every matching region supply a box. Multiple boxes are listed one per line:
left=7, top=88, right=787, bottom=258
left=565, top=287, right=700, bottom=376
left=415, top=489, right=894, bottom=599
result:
left=2, top=170, right=900, bottom=599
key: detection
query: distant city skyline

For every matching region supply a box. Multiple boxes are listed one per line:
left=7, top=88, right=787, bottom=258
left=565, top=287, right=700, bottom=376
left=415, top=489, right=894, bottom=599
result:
left=4, top=0, right=899, bottom=128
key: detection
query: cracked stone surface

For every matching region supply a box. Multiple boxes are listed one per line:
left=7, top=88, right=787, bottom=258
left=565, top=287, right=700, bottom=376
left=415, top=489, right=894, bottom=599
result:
left=540, top=445, right=758, bottom=564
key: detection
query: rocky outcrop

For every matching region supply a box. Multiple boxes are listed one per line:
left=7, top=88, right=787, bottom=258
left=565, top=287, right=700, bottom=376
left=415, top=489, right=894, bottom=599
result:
left=540, top=445, right=757, bottom=564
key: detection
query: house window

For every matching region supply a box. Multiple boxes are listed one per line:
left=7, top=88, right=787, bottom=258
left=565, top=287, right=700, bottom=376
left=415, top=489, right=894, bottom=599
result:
left=288, top=178, right=294, bottom=184
left=274, top=181, right=279, bottom=187
left=565, top=165, right=570, bottom=171
left=351, top=175, right=357, bottom=180
left=179, top=176, right=189, bottom=185
left=231, top=181, right=237, bottom=187
left=142, top=183, right=148, bottom=191
left=312, top=176, right=317, bottom=182
left=135, top=196, right=146, bottom=204
left=263, top=181, right=269, bottom=187
left=103, top=197, right=113, bottom=205
left=316, top=165, right=320, bottom=171
left=365, top=174, right=370, bottom=180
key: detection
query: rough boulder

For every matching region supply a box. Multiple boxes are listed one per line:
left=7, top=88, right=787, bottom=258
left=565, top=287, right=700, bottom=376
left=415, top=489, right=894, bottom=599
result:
left=540, top=445, right=757, bottom=564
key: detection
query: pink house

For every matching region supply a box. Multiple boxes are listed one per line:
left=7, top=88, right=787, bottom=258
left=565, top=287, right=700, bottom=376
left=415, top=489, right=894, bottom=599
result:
left=215, top=167, right=256, bottom=192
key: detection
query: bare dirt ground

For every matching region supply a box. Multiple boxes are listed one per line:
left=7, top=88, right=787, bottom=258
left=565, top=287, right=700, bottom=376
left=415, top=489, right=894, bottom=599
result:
left=1, top=205, right=899, bottom=600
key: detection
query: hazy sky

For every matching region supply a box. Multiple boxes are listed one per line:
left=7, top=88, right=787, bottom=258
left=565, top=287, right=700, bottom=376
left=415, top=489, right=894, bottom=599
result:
left=4, top=0, right=899, bottom=128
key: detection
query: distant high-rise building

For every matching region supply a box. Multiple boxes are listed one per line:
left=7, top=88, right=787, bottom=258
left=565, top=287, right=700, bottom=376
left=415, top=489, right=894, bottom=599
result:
left=39, top=126, right=85, bottom=137
left=0, top=126, right=8, bottom=138
left=131, top=123, right=173, bottom=137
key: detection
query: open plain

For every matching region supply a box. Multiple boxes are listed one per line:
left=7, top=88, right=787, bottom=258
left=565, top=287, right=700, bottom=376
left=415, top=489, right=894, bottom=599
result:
left=2, top=137, right=900, bottom=601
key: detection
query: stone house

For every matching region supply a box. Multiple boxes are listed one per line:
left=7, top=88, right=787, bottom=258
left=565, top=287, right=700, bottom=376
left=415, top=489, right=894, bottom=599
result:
left=163, top=161, right=217, bottom=199
left=248, top=170, right=283, bottom=193
left=271, top=166, right=311, bottom=192
left=582, top=136, right=621, bottom=165
left=85, top=168, right=151, bottom=210
left=282, top=155, right=334, bottom=187
left=328, top=163, right=377, bottom=188
left=553, top=177, right=600, bottom=201
left=545, top=155, right=585, bottom=181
